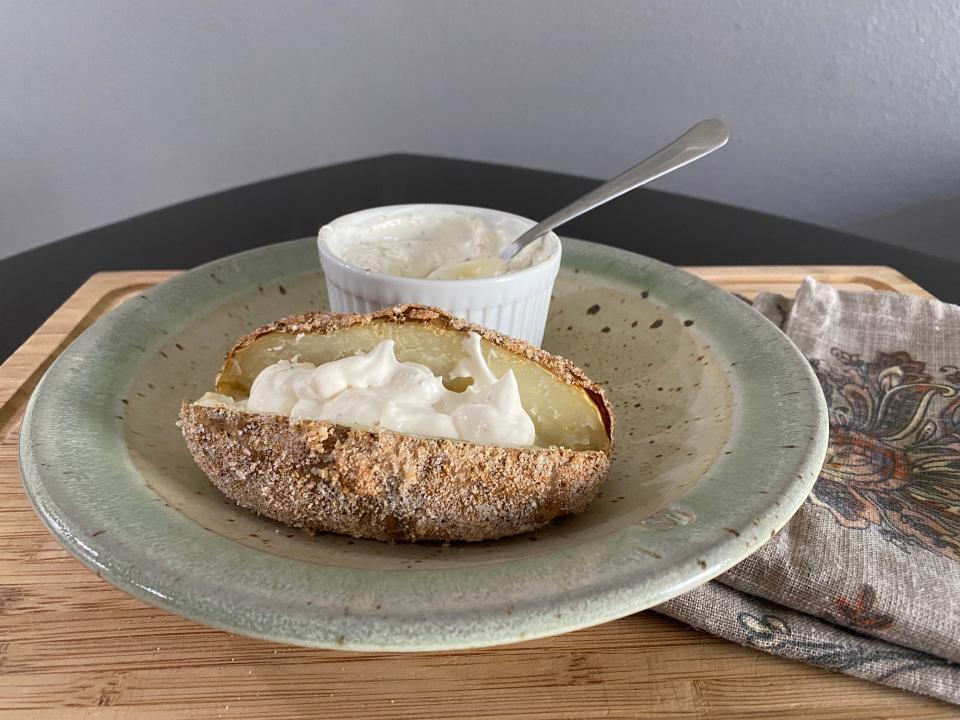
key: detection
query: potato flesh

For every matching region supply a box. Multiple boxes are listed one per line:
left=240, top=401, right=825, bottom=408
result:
left=215, top=322, right=609, bottom=451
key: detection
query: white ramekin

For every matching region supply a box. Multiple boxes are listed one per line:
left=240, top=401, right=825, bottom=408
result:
left=317, top=204, right=561, bottom=346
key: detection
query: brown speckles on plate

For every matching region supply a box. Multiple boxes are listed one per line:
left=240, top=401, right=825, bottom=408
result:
left=278, top=285, right=287, bottom=295
left=586, top=304, right=601, bottom=315
left=683, top=320, right=694, bottom=327
left=650, top=319, right=663, bottom=329
left=636, top=546, right=663, bottom=559
left=601, top=326, right=610, bottom=333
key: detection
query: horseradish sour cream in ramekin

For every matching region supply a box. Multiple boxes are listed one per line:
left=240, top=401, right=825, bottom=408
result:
left=317, top=205, right=561, bottom=346
left=320, top=205, right=553, bottom=280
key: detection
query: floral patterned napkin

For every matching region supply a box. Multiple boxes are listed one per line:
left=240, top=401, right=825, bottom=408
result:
left=657, top=277, right=960, bottom=704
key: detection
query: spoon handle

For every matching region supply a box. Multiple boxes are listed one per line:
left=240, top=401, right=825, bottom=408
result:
left=500, top=119, right=729, bottom=260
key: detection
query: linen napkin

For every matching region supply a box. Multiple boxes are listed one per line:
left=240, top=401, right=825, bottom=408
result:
left=657, top=277, right=960, bottom=704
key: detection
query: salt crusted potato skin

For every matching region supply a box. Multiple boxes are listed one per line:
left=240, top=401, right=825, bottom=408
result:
left=179, top=402, right=611, bottom=542
left=181, top=304, right=614, bottom=542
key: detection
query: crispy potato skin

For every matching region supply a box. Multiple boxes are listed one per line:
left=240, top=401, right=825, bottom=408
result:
left=182, top=304, right=614, bottom=542
left=180, top=402, right=610, bottom=542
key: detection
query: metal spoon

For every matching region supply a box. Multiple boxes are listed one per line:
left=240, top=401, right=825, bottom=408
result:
left=499, top=119, right=729, bottom=262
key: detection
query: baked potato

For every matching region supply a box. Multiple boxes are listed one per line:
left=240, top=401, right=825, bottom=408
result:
left=179, top=304, right=613, bottom=541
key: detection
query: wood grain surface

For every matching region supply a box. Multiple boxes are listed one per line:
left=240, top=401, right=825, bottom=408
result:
left=2, top=267, right=952, bottom=719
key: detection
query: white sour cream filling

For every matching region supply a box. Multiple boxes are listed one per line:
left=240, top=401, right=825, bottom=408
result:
left=242, top=332, right=536, bottom=446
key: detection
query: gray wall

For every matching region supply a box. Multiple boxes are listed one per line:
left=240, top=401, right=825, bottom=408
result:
left=2, top=0, right=960, bottom=260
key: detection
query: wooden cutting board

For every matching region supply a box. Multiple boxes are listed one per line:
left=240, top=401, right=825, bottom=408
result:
left=1, top=266, right=949, bottom=719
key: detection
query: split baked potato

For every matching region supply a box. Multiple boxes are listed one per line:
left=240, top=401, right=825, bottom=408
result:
left=179, top=304, right=613, bottom=541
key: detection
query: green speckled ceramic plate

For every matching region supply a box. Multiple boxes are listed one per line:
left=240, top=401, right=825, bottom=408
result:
left=21, top=238, right=827, bottom=651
